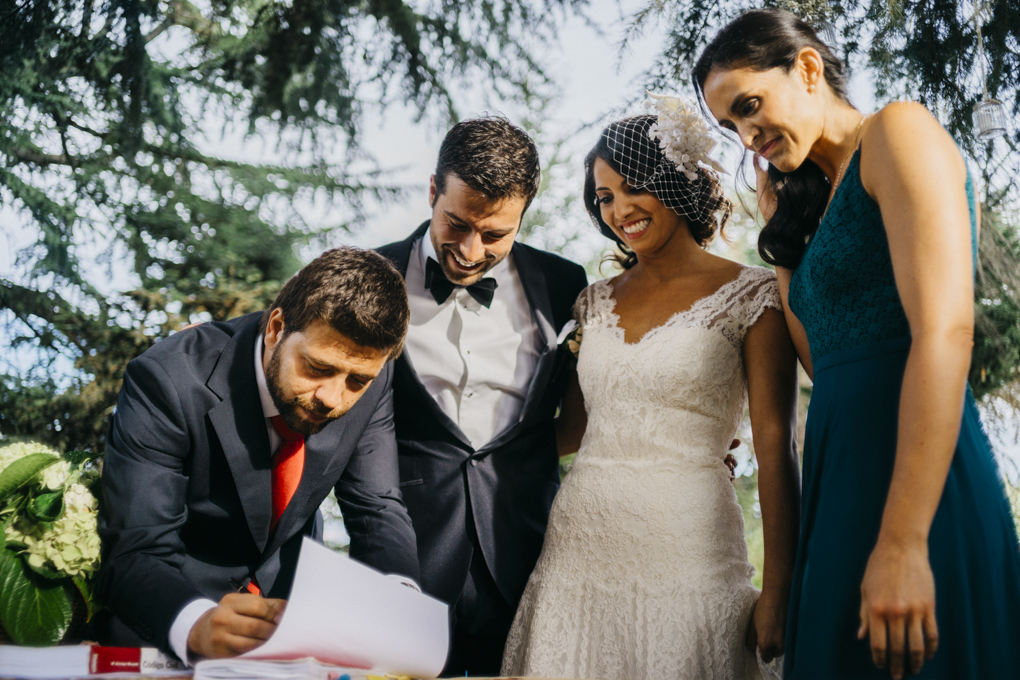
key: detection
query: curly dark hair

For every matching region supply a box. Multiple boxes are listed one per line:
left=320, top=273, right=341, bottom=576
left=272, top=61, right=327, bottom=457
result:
left=693, top=8, right=852, bottom=270
left=434, top=116, right=541, bottom=214
left=259, top=247, right=409, bottom=359
left=583, top=116, right=731, bottom=269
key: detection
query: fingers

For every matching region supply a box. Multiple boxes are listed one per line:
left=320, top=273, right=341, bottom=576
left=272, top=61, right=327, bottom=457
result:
left=729, top=439, right=740, bottom=450
left=923, top=607, right=939, bottom=660
left=222, top=593, right=282, bottom=622
left=868, top=613, right=888, bottom=671
left=907, top=613, right=925, bottom=676
left=858, top=596, right=869, bottom=640
left=887, top=614, right=906, bottom=680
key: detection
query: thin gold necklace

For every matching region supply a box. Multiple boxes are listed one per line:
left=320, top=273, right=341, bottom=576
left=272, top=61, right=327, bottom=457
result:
left=830, top=114, right=868, bottom=196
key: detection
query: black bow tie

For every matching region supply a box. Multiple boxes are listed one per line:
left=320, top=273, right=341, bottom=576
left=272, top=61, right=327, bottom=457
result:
left=425, top=257, right=498, bottom=308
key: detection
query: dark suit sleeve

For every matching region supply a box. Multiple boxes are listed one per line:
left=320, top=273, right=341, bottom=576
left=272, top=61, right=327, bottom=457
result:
left=96, top=354, right=204, bottom=650
left=336, top=363, right=420, bottom=582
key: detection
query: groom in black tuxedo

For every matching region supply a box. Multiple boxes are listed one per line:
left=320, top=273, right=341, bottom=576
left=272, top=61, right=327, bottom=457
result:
left=376, top=117, right=588, bottom=676
left=97, top=247, right=419, bottom=662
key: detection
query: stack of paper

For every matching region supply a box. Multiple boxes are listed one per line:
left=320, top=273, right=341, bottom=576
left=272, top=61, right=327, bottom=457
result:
left=194, top=657, right=406, bottom=680
left=196, top=538, right=448, bottom=680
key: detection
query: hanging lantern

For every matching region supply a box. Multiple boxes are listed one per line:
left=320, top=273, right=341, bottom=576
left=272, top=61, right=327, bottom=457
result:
left=973, top=99, right=1009, bottom=140
left=814, top=20, right=839, bottom=48
left=970, top=2, right=1007, bottom=140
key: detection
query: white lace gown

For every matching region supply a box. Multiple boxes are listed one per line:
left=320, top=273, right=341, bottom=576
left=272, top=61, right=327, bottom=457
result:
left=502, top=266, right=783, bottom=680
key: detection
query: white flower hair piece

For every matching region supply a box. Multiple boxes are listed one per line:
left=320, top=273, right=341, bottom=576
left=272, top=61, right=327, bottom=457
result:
left=644, top=92, right=726, bottom=181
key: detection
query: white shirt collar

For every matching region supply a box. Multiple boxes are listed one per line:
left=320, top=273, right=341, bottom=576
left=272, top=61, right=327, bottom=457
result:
left=254, top=334, right=279, bottom=419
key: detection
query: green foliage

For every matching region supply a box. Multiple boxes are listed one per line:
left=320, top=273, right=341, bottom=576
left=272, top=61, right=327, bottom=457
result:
left=0, top=0, right=586, bottom=452
left=972, top=208, right=1020, bottom=400
left=0, top=454, right=60, bottom=505
left=0, top=547, right=73, bottom=646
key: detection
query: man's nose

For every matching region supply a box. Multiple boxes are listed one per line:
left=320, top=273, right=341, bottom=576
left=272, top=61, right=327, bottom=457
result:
left=315, top=378, right=345, bottom=412
left=458, top=231, right=485, bottom=262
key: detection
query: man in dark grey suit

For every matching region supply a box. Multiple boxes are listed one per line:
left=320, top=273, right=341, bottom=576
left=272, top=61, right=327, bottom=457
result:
left=376, top=118, right=589, bottom=676
left=97, top=247, right=419, bottom=663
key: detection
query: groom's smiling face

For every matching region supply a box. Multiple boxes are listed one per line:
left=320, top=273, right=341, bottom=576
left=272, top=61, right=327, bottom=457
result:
left=428, top=173, right=527, bottom=286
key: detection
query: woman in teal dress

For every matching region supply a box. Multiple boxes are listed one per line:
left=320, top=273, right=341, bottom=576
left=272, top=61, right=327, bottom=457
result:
left=694, top=9, right=1020, bottom=680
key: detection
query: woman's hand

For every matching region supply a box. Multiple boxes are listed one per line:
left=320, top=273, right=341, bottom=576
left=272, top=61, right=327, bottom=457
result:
left=746, top=587, right=787, bottom=662
left=754, top=154, right=777, bottom=222
left=858, top=537, right=938, bottom=679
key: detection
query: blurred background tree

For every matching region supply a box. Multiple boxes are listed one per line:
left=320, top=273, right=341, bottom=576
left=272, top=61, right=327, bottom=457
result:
left=0, top=0, right=585, bottom=452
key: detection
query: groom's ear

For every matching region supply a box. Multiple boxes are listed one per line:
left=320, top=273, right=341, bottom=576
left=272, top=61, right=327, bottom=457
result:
left=428, top=175, right=438, bottom=208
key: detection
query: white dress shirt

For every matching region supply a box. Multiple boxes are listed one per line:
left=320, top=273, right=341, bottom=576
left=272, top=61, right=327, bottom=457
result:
left=404, top=235, right=541, bottom=448
left=168, top=334, right=416, bottom=664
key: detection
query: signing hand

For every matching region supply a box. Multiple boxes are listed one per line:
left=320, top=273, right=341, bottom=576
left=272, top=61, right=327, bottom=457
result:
left=858, top=538, right=938, bottom=679
left=188, top=593, right=286, bottom=659
left=754, top=154, right=777, bottom=222
left=745, top=586, right=786, bottom=663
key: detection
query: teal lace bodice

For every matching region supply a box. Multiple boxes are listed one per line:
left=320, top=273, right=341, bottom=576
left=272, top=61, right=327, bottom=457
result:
left=789, top=149, right=976, bottom=363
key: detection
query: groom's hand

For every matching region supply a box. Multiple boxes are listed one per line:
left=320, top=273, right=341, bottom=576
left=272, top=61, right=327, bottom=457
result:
left=725, top=439, right=740, bottom=480
left=188, top=593, right=286, bottom=659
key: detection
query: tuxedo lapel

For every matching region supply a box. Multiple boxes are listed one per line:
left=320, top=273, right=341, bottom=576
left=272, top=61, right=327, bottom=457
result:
left=379, top=221, right=473, bottom=449
left=382, top=221, right=429, bottom=278
left=205, top=317, right=273, bottom=553
left=478, top=243, right=559, bottom=454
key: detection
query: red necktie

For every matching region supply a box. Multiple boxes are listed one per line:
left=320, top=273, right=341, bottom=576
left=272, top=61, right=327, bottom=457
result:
left=269, top=415, right=305, bottom=532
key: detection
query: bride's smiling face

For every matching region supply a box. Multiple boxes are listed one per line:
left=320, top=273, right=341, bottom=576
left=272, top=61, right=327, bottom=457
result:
left=592, top=157, right=686, bottom=255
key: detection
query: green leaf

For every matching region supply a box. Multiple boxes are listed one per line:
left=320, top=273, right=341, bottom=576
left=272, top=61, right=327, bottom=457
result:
left=62, top=451, right=97, bottom=467
left=26, top=491, right=64, bottom=523
left=72, top=575, right=96, bottom=622
left=0, top=548, right=72, bottom=646
left=0, top=454, right=60, bottom=503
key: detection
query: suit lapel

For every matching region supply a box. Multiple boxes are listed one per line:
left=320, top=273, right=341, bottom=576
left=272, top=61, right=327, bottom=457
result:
left=206, top=317, right=273, bottom=553
left=380, top=221, right=473, bottom=449
left=478, top=243, right=559, bottom=453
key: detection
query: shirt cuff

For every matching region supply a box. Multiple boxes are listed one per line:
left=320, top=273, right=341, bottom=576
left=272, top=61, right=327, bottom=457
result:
left=385, top=573, right=421, bottom=593
left=168, top=598, right=218, bottom=667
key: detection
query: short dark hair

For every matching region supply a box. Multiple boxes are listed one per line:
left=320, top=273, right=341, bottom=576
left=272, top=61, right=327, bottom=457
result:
left=433, top=116, right=541, bottom=213
left=259, top=247, right=409, bottom=358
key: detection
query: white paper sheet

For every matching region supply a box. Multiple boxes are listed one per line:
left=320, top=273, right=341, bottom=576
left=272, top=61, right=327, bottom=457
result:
left=238, top=537, right=449, bottom=679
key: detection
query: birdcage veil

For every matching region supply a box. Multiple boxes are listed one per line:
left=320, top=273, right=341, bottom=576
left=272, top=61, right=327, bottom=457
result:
left=593, top=95, right=727, bottom=238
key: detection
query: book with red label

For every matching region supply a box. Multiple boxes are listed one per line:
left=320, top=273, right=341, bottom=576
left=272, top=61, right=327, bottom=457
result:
left=0, top=645, right=188, bottom=679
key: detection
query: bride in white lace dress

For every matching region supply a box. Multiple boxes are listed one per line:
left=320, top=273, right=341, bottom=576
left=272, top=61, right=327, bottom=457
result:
left=502, top=106, right=801, bottom=680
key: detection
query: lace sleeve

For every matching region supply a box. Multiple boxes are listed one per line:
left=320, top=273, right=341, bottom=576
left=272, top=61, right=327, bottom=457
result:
left=572, top=282, right=599, bottom=326
left=708, top=267, right=783, bottom=351
left=741, top=270, right=782, bottom=330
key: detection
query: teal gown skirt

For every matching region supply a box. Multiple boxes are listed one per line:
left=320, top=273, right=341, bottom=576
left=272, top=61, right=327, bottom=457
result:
left=783, top=336, right=1020, bottom=679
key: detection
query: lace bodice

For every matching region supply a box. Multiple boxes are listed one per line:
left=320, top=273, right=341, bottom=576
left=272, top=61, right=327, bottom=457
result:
left=573, top=266, right=782, bottom=461
left=788, top=150, right=977, bottom=363
left=503, top=266, right=783, bottom=680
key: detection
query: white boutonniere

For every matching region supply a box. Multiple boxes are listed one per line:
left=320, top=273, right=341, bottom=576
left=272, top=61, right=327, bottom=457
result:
left=556, top=319, right=583, bottom=359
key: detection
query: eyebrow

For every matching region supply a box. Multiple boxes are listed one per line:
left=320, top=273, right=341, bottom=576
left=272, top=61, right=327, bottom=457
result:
left=444, top=209, right=513, bottom=235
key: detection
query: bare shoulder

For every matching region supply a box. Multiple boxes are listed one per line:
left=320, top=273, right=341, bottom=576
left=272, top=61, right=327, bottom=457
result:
left=860, top=101, right=966, bottom=194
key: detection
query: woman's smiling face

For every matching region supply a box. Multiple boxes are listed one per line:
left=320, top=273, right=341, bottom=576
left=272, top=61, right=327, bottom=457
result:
left=592, top=157, right=687, bottom=256
left=701, top=51, right=826, bottom=173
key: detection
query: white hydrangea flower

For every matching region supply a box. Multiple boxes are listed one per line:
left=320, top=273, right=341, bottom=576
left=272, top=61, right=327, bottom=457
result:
left=644, top=93, right=726, bottom=179
left=0, top=440, right=60, bottom=474
left=40, top=460, right=71, bottom=490
left=5, top=484, right=100, bottom=578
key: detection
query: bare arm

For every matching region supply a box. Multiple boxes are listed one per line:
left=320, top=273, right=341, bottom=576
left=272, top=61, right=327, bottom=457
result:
left=774, top=267, right=813, bottom=379
left=856, top=102, right=974, bottom=680
left=555, top=364, right=587, bottom=456
left=742, top=305, right=802, bottom=661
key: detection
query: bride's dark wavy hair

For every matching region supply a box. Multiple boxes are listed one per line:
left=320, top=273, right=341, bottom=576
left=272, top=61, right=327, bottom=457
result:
left=583, top=116, right=731, bottom=270
left=692, top=9, right=851, bottom=270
